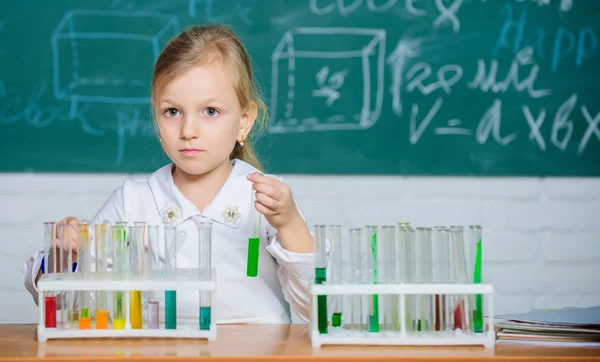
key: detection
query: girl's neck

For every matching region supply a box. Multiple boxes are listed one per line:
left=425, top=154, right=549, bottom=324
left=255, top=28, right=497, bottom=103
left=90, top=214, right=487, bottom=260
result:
left=171, top=160, right=234, bottom=213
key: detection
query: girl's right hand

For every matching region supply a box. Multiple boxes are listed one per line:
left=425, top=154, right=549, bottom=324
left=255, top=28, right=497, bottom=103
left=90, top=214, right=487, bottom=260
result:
left=53, top=216, right=81, bottom=264
left=36, top=217, right=80, bottom=284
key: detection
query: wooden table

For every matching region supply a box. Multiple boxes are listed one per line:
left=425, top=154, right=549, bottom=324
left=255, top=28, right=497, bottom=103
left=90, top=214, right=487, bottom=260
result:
left=1, top=325, right=599, bottom=361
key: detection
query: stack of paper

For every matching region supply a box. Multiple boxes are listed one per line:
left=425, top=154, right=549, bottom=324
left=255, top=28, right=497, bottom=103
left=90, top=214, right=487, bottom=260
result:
left=494, top=306, right=600, bottom=347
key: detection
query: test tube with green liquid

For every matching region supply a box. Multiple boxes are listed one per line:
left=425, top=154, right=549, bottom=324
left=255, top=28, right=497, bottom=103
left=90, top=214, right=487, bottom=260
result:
left=198, top=220, right=213, bottom=330
left=469, top=225, right=483, bottom=333
left=76, top=223, right=92, bottom=330
left=247, top=191, right=260, bottom=277
left=164, top=225, right=178, bottom=329
left=364, top=225, right=379, bottom=332
left=112, top=224, right=126, bottom=329
left=313, top=225, right=328, bottom=334
left=329, top=225, right=343, bottom=328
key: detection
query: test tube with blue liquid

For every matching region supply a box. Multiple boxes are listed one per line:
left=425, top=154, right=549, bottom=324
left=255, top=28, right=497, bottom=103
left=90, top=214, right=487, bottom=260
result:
left=164, top=225, right=178, bottom=329
left=198, top=220, right=213, bottom=330
left=313, top=225, right=328, bottom=334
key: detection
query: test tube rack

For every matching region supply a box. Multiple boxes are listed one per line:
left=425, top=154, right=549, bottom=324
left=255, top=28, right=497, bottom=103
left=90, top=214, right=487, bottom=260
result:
left=309, top=283, right=495, bottom=348
left=37, top=267, right=217, bottom=342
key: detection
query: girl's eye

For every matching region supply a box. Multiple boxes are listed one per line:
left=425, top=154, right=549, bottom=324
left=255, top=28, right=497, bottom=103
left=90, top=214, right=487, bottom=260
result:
left=164, top=108, right=180, bottom=117
left=204, top=107, right=220, bottom=117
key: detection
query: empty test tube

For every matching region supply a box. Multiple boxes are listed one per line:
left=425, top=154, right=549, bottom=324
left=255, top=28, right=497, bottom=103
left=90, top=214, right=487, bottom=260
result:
left=198, top=220, right=213, bottom=330
left=313, top=225, right=328, bottom=334
left=146, top=225, right=160, bottom=329
left=348, top=228, right=362, bottom=331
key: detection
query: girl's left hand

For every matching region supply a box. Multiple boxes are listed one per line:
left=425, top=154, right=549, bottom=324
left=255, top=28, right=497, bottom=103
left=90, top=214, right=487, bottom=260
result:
left=247, top=172, right=301, bottom=230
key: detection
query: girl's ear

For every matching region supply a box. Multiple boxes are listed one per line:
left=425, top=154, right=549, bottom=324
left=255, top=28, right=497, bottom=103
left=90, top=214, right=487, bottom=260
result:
left=239, top=101, right=258, bottom=141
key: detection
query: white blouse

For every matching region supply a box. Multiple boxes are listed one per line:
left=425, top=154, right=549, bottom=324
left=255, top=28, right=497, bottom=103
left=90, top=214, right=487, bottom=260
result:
left=22, top=159, right=314, bottom=324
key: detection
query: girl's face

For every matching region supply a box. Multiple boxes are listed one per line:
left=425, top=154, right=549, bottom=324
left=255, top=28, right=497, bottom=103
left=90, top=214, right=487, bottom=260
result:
left=155, top=61, right=255, bottom=177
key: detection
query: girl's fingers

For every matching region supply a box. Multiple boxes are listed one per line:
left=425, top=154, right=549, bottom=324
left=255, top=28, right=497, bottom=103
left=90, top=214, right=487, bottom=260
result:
left=255, top=192, right=279, bottom=212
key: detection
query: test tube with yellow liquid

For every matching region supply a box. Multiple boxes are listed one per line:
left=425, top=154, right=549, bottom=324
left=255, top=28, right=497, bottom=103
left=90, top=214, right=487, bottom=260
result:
left=129, top=223, right=145, bottom=329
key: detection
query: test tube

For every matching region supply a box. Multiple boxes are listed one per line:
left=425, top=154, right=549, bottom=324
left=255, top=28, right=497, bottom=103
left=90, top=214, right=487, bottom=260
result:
left=77, top=223, right=92, bottom=330
left=146, top=225, right=160, bottom=329
left=469, top=225, right=483, bottom=333
left=379, top=225, right=395, bottom=332
left=348, top=228, right=362, bottom=332
left=198, top=220, right=212, bottom=330
left=43, top=222, right=57, bottom=329
left=247, top=191, right=261, bottom=277
left=449, top=226, right=471, bottom=333
left=164, top=225, right=178, bottom=330
left=432, top=226, right=450, bottom=332
left=328, top=225, right=343, bottom=328
left=396, top=224, right=414, bottom=333
left=112, top=224, right=127, bottom=330
left=129, top=223, right=144, bottom=329
left=94, top=223, right=109, bottom=329
left=313, top=225, right=328, bottom=334
left=363, top=225, right=379, bottom=332
left=415, top=227, right=433, bottom=332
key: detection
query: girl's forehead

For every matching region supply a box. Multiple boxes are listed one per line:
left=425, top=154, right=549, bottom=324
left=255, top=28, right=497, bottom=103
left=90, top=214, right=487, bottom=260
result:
left=157, top=62, right=238, bottom=102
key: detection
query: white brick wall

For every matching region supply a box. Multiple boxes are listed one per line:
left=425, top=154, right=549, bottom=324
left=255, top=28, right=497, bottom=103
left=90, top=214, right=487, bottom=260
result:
left=1, top=173, right=599, bottom=323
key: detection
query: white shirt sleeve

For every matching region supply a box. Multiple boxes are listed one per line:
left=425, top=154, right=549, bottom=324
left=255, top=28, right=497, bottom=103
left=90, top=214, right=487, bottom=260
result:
left=263, top=176, right=314, bottom=323
left=21, top=186, right=126, bottom=305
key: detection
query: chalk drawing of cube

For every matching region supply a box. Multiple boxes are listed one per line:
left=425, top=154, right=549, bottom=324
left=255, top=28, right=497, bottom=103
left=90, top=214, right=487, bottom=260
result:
left=52, top=10, right=179, bottom=104
left=270, top=28, right=385, bottom=133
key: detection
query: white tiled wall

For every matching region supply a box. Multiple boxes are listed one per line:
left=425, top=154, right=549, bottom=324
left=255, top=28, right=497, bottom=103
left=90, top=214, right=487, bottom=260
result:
left=1, top=173, right=599, bottom=323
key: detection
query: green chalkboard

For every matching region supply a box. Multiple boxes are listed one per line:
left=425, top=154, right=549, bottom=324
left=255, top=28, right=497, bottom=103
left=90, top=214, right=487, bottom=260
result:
left=0, top=0, right=598, bottom=175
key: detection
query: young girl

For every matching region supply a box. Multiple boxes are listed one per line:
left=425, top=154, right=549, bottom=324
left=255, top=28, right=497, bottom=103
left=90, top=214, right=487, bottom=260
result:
left=22, top=24, right=314, bottom=324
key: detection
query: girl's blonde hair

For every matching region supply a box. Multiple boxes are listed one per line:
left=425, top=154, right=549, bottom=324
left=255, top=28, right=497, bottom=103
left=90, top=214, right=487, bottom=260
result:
left=151, top=24, right=267, bottom=171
